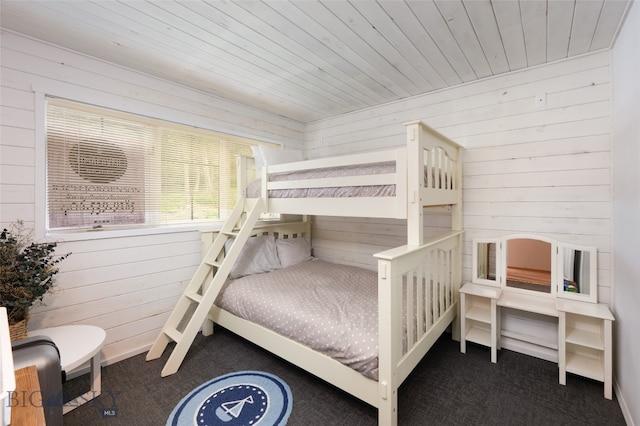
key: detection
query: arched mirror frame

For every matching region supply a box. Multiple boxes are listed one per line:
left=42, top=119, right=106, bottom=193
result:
left=500, top=234, right=557, bottom=298
left=472, top=235, right=598, bottom=304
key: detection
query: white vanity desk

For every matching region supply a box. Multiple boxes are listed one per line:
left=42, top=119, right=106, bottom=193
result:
left=460, top=234, right=615, bottom=400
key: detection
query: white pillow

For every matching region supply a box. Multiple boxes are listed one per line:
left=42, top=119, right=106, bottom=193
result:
left=250, top=146, right=264, bottom=174
left=260, top=146, right=303, bottom=166
left=225, top=234, right=281, bottom=278
left=276, top=237, right=313, bottom=268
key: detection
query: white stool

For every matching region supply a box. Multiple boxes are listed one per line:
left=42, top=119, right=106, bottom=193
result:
left=30, top=325, right=106, bottom=414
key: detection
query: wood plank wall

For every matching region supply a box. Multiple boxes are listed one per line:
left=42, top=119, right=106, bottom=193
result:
left=1, top=29, right=614, bottom=366
left=0, top=31, right=304, bottom=365
left=305, top=51, right=613, bottom=305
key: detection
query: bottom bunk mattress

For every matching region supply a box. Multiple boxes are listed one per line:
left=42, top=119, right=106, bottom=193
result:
left=215, top=259, right=380, bottom=380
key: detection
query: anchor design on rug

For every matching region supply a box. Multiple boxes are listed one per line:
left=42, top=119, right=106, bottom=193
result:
left=167, top=372, right=291, bottom=426
left=215, top=395, right=255, bottom=421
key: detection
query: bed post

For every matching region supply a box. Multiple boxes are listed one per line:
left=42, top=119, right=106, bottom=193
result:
left=451, top=230, right=463, bottom=341
left=237, top=155, right=249, bottom=199
left=377, top=257, right=401, bottom=426
left=405, top=121, right=424, bottom=246
left=452, top=142, right=463, bottom=232
left=451, top=142, right=463, bottom=341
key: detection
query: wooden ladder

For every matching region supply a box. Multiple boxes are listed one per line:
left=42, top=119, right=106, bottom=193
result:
left=146, top=197, right=265, bottom=376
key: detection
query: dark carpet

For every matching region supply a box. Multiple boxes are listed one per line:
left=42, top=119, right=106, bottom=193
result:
left=62, top=327, right=626, bottom=425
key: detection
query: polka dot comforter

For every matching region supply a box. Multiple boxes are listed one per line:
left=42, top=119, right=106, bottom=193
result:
left=215, top=259, right=380, bottom=380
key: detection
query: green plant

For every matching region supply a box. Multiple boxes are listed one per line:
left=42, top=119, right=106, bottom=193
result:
left=0, top=220, right=71, bottom=324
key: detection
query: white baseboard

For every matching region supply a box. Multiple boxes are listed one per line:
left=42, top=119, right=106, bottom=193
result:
left=499, top=336, right=558, bottom=363
left=65, top=344, right=152, bottom=380
left=614, top=379, right=635, bottom=426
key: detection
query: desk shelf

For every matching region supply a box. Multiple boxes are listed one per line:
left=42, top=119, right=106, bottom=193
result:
left=557, top=302, right=614, bottom=400
left=466, top=305, right=491, bottom=323
left=565, top=327, right=604, bottom=351
left=465, top=324, right=492, bottom=347
left=565, top=350, right=605, bottom=382
left=460, top=282, right=501, bottom=363
left=464, top=305, right=492, bottom=347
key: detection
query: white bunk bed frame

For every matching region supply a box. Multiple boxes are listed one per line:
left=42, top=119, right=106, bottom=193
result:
left=147, top=121, right=463, bottom=426
left=247, top=120, right=462, bottom=246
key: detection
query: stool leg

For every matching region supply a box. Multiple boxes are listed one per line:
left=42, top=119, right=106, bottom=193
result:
left=90, top=352, right=102, bottom=397
left=63, top=354, right=102, bottom=414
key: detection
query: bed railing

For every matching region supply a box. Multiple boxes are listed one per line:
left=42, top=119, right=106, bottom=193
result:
left=405, top=121, right=462, bottom=245
left=374, top=229, right=462, bottom=425
left=243, top=147, right=409, bottom=219
left=237, top=121, right=462, bottom=239
left=201, top=219, right=312, bottom=258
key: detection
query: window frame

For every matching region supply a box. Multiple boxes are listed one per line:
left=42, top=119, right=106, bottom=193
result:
left=34, top=91, right=280, bottom=241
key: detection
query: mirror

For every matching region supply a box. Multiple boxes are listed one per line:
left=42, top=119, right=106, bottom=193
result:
left=505, top=238, right=553, bottom=294
left=557, top=244, right=597, bottom=303
left=472, top=239, right=499, bottom=286
left=470, top=234, right=598, bottom=303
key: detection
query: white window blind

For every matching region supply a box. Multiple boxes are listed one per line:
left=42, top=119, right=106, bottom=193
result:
left=46, top=98, right=270, bottom=230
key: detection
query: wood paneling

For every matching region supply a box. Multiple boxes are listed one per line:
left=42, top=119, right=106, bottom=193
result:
left=0, top=32, right=303, bottom=365
left=307, top=51, right=613, bottom=308
left=0, top=0, right=631, bottom=123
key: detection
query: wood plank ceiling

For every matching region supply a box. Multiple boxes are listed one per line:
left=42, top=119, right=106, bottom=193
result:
left=0, top=0, right=632, bottom=123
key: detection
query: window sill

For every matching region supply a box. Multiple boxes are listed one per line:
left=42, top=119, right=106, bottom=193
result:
left=46, top=223, right=225, bottom=242
left=46, top=219, right=282, bottom=242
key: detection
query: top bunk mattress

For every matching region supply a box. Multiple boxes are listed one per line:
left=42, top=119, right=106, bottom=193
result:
left=246, top=161, right=450, bottom=199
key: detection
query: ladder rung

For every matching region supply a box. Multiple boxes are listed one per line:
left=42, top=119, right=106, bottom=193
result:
left=185, top=291, right=203, bottom=303
left=206, top=260, right=222, bottom=268
left=164, top=328, right=182, bottom=343
left=222, top=231, right=240, bottom=237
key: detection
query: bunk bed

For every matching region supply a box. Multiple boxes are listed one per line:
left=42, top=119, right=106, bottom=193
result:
left=147, top=121, right=463, bottom=426
left=241, top=120, right=461, bottom=246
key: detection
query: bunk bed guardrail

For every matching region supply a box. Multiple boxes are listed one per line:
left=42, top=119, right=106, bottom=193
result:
left=238, top=121, right=462, bottom=241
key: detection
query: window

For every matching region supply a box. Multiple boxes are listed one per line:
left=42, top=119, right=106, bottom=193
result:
left=46, top=98, right=272, bottom=231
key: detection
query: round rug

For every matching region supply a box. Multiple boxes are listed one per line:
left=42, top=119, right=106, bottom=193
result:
left=167, top=371, right=292, bottom=426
